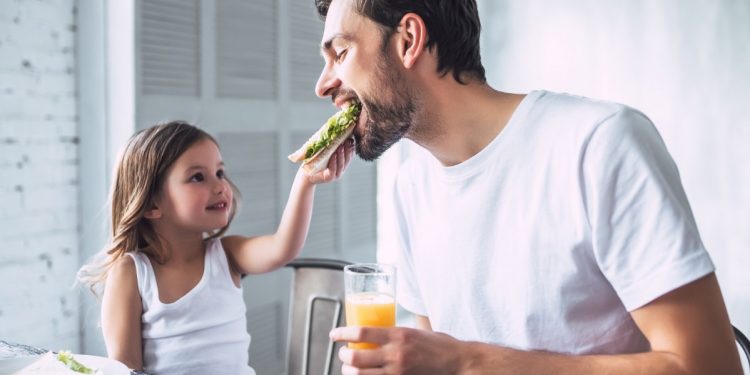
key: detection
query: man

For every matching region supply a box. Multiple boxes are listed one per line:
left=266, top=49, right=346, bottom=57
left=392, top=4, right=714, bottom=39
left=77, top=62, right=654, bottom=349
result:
left=314, top=0, right=742, bottom=373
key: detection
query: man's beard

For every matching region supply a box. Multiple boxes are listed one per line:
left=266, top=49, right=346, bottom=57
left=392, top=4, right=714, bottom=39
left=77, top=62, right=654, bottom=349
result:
left=353, top=53, right=416, bottom=161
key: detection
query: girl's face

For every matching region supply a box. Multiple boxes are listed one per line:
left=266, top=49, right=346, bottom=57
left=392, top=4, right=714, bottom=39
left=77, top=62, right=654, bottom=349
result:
left=152, top=138, right=233, bottom=234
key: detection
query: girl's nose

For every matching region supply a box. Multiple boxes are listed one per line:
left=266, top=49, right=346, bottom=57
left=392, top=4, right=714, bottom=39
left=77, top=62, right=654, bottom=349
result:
left=213, top=180, right=226, bottom=195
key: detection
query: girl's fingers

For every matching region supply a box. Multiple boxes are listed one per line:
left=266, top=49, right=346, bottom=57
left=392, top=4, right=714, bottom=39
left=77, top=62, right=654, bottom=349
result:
left=312, top=139, right=356, bottom=184
left=336, top=146, right=346, bottom=178
left=330, top=154, right=338, bottom=180
left=344, top=138, right=354, bottom=166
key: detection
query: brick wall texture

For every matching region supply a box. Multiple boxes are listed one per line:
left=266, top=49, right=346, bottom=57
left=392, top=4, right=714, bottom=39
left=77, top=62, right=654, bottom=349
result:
left=0, top=0, right=80, bottom=351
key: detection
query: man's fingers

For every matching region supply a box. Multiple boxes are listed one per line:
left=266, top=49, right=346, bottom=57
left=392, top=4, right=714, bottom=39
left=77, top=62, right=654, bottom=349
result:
left=341, top=364, right=384, bottom=375
left=338, top=345, right=386, bottom=368
left=330, top=326, right=390, bottom=345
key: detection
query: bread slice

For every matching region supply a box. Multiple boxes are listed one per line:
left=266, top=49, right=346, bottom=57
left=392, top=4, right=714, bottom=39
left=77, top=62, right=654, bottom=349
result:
left=288, top=126, right=325, bottom=163
left=288, top=102, right=360, bottom=174
left=299, top=124, right=355, bottom=174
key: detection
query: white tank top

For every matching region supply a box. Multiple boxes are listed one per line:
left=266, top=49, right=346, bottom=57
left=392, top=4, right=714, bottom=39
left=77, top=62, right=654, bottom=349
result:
left=127, top=238, right=255, bottom=375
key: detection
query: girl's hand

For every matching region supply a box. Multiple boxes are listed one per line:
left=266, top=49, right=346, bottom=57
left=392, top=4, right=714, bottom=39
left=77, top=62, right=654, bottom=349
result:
left=305, top=138, right=355, bottom=184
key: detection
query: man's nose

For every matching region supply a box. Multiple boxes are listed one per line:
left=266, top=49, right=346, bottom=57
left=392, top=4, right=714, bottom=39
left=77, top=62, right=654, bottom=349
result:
left=315, top=64, right=341, bottom=98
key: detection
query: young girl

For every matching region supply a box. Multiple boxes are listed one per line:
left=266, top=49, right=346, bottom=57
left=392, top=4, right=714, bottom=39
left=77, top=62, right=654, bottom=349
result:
left=78, top=121, right=354, bottom=374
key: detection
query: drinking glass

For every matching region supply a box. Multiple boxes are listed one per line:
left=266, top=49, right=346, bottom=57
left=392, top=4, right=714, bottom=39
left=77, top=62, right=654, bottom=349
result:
left=343, top=263, right=396, bottom=349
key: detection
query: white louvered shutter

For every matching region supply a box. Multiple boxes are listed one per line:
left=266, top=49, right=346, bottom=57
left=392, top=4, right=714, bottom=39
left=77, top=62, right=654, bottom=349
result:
left=140, top=0, right=200, bottom=96
left=216, top=0, right=276, bottom=99
left=135, top=0, right=377, bottom=373
left=290, top=0, right=324, bottom=101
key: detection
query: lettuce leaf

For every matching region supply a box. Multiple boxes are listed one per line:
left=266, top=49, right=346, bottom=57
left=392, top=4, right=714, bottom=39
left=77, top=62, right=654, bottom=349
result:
left=305, top=101, right=361, bottom=159
left=56, top=350, right=96, bottom=374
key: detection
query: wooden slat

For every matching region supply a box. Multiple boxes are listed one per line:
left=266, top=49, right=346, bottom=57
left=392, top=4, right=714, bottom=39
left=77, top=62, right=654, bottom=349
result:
left=215, top=0, right=277, bottom=99
left=247, top=302, right=284, bottom=374
left=140, top=0, right=200, bottom=97
left=289, top=0, right=325, bottom=102
left=217, top=131, right=279, bottom=237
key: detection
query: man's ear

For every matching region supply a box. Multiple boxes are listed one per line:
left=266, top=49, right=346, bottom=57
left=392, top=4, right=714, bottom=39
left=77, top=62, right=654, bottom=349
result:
left=395, top=12, right=428, bottom=69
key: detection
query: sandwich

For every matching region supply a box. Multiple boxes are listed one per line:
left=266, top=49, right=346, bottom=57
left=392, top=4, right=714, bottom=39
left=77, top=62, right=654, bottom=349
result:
left=288, top=101, right=361, bottom=174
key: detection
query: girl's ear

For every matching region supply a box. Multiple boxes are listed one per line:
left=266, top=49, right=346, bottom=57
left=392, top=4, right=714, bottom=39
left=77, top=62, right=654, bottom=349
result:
left=395, top=12, right=428, bottom=69
left=143, top=205, right=162, bottom=220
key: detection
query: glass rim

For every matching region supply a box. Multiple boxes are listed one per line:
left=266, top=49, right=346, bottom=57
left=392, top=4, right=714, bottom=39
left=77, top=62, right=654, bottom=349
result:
left=343, top=263, right=395, bottom=276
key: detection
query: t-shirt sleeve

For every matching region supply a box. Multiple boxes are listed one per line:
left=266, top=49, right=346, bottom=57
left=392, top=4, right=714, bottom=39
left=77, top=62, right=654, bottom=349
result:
left=391, top=167, right=428, bottom=317
left=583, top=107, right=714, bottom=311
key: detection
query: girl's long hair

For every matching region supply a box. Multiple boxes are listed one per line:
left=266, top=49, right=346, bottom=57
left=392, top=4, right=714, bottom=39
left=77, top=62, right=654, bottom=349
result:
left=77, top=121, right=239, bottom=297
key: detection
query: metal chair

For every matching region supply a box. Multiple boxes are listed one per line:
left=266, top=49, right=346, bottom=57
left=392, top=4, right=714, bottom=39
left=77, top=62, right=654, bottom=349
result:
left=285, top=258, right=352, bottom=375
left=735, top=325, right=750, bottom=372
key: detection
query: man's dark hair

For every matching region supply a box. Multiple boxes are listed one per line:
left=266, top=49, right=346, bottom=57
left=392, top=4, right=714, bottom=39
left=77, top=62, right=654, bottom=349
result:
left=315, top=0, right=486, bottom=84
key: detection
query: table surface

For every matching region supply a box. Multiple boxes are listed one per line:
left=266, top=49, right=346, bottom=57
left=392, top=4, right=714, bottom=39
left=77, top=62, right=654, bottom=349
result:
left=0, top=340, right=149, bottom=375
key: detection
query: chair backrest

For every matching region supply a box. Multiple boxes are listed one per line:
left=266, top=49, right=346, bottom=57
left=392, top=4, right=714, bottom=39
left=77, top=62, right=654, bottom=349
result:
left=285, top=258, right=352, bottom=375
left=735, top=325, right=750, bottom=372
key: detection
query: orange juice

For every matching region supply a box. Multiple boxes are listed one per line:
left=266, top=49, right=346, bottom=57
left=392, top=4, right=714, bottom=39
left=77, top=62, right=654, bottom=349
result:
left=345, top=292, right=396, bottom=349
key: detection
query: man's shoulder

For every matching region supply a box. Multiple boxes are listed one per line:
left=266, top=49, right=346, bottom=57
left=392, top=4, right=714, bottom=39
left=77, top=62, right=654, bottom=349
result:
left=527, top=90, right=653, bottom=139
left=533, top=90, right=629, bottom=121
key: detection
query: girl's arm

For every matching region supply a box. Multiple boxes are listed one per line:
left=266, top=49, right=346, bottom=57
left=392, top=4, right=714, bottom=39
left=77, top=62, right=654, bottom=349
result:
left=101, top=255, right=143, bottom=370
left=223, top=140, right=354, bottom=274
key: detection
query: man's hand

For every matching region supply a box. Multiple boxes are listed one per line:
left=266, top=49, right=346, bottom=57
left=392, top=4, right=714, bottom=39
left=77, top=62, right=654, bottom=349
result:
left=305, top=138, right=355, bottom=184
left=330, top=326, right=470, bottom=374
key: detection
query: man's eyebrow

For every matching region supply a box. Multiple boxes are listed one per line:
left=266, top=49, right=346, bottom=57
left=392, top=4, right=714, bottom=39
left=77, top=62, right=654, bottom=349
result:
left=321, top=33, right=353, bottom=53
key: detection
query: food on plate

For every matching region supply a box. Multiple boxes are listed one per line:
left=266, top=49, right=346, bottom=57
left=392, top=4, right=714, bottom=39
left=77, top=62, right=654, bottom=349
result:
left=57, top=351, right=99, bottom=374
left=13, top=351, right=102, bottom=374
left=288, top=100, right=361, bottom=174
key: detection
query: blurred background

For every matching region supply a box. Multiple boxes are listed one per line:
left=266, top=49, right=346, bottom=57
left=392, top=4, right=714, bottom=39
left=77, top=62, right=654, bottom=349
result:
left=0, top=0, right=748, bottom=374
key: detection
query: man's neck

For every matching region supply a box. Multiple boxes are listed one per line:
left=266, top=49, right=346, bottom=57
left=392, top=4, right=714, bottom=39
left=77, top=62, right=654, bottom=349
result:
left=409, top=79, right=525, bottom=166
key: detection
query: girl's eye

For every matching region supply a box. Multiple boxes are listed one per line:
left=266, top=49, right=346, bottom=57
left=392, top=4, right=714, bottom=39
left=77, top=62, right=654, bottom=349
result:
left=189, top=173, right=204, bottom=182
left=216, top=169, right=225, bottom=179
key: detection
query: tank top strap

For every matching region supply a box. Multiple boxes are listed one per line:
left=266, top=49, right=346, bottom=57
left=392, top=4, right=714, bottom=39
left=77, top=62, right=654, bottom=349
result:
left=125, top=251, right=156, bottom=310
left=206, top=237, right=239, bottom=288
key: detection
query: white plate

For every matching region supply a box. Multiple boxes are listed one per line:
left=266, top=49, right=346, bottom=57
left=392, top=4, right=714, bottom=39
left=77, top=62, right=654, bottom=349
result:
left=0, top=353, right=130, bottom=374
left=73, top=354, right=130, bottom=374
left=0, top=355, right=39, bottom=374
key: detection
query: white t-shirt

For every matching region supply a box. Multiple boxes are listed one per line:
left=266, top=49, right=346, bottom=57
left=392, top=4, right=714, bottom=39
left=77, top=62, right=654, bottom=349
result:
left=127, top=238, right=255, bottom=374
left=391, top=90, right=714, bottom=354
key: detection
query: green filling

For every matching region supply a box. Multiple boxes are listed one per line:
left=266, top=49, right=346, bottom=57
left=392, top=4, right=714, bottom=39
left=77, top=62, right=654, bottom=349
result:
left=304, top=101, right=361, bottom=159
left=57, top=351, right=96, bottom=374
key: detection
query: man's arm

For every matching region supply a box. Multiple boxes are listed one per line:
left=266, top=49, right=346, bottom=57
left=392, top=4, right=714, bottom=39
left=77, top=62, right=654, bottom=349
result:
left=414, top=315, right=432, bottom=331
left=629, top=273, right=741, bottom=374
left=331, top=273, right=742, bottom=374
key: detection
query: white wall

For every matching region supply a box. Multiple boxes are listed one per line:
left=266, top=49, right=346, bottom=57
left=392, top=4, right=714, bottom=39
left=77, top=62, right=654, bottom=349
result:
left=0, top=0, right=80, bottom=350
left=475, top=0, right=750, bottom=332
